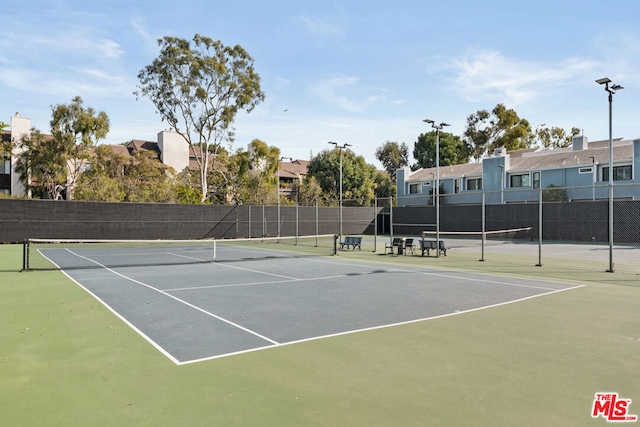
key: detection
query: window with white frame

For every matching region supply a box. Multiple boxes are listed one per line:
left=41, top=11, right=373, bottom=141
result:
left=602, top=164, right=632, bottom=181
left=510, top=173, right=530, bottom=187
left=409, top=183, right=420, bottom=194
left=532, top=171, right=540, bottom=189
left=466, top=177, right=482, bottom=190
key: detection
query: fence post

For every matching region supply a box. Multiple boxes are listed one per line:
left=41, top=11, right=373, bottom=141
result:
left=480, top=192, right=486, bottom=262
left=373, top=197, right=378, bottom=252
left=537, top=187, right=543, bottom=266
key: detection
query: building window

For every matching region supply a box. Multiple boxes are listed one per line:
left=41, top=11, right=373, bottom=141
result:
left=466, top=177, right=482, bottom=190
left=510, top=173, right=530, bottom=188
left=532, top=171, right=540, bottom=189
left=409, top=183, right=420, bottom=194
left=602, top=165, right=632, bottom=181
left=454, top=179, right=460, bottom=194
left=1, top=159, right=10, bottom=174
left=579, top=167, right=593, bottom=174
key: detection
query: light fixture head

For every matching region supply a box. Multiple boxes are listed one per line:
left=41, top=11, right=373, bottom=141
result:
left=441, top=122, right=451, bottom=127
left=423, top=119, right=435, bottom=124
left=596, top=77, right=612, bottom=85
left=611, top=84, right=624, bottom=91
left=328, top=141, right=337, bottom=146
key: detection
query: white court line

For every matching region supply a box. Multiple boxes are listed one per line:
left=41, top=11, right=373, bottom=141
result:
left=47, top=247, right=585, bottom=366
left=179, top=283, right=584, bottom=365
left=304, top=256, right=572, bottom=291
left=64, top=249, right=281, bottom=348
left=164, top=274, right=348, bottom=292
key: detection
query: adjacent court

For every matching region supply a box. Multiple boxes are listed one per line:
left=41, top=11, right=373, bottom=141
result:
left=34, top=237, right=582, bottom=364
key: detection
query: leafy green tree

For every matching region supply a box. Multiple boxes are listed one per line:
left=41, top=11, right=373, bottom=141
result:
left=74, top=146, right=179, bottom=202
left=296, top=176, right=323, bottom=206
left=49, top=96, right=110, bottom=199
left=542, top=184, right=569, bottom=202
left=373, top=170, right=394, bottom=199
left=375, top=141, right=409, bottom=179
left=533, top=125, right=580, bottom=149
left=73, top=145, right=127, bottom=201
left=413, top=131, right=470, bottom=170
left=14, top=98, right=109, bottom=200
left=135, top=34, right=265, bottom=202
left=14, top=129, right=67, bottom=199
left=307, top=147, right=378, bottom=206
left=1, top=121, right=10, bottom=160
left=464, top=103, right=532, bottom=160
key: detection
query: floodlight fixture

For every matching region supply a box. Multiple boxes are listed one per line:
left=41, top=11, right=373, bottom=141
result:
left=327, top=141, right=352, bottom=237
left=422, top=117, right=451, bottom=258
left=596, top=77, right=624, bottom=272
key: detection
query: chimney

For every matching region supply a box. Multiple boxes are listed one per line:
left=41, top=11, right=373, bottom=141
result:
left=493, top=147, right=506, bottom=157
left=572, top=135, right=588, bottom=151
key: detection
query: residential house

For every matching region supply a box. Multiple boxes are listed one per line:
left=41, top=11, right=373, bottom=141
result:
left=396, top=135, right=640, bottom=206
left=2, top=113, right=309, bottom=198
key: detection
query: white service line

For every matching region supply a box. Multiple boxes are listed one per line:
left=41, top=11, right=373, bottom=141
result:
left=64, top=249, right=280, bottom=347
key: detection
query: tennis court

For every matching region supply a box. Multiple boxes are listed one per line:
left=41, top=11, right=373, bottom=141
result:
left=31, top=236, right=581, bottom=365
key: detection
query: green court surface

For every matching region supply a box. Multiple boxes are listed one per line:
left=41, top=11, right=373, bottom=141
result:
left=1, top=242, right=638, bottom=426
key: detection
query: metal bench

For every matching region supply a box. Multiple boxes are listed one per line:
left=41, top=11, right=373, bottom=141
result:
left=385, top=237, right=404, bottom=255
left=339, top=236, right=362, bottom=250
left=418, top=239, right=447, bottom=256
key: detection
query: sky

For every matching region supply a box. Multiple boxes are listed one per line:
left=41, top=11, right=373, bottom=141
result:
left=2, top=0, right=639, bottom=168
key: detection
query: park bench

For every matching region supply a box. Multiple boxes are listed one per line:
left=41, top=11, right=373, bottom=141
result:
left=339, top=236, right=362, bottom=250
left=385, top=237, right=404, bottom=255
left=419, top=239, right=447, bottom=257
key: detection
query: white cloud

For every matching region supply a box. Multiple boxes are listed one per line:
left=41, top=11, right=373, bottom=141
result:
left=297, top=7, right=347, bottom=38
left=441, top=50, right=599, bottom=105
left=310, top=75, right=363, bottom=112
left=309, top=75, right=390, bottom=113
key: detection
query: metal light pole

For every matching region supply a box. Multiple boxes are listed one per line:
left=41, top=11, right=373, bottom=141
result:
left=276, top=156, right=293, bottom=238
left=423, top=119, right=450, bottom=258
left=596, top=77, right=623, bottom=273
left=328, top=142, right=352, bottom=238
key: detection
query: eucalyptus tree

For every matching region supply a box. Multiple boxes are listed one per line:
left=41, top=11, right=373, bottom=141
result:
left=464, top=103, right=532, bottom=160
left=14, top=97, right=109, bottom=200
left=375, top=141, right=409, bottom=179
left=135, top=34, right=265, bottom=202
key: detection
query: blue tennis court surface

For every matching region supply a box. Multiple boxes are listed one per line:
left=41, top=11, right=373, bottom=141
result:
left=44, top=246, right=582, bottom=365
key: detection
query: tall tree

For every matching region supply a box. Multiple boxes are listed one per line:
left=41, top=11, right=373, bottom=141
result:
left=135, top=34, right=265, bottom=202
left=464, top=103, right=532, bottom=160
left=74, top=146, right=180, bottom=203
left=412, top=131, right=470, bottom=170
left=533, top=124, right=580, bottom=149
left=14, top=130, right=67, bottom=199
left=306, top=147, right=378, bottom=206
left=375, top=141, right=409, bottom=179
left=44, top=96, right=109, bottom=199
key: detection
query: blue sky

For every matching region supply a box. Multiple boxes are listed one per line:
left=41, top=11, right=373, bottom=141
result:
left=2, top=0, right=639, bottom=167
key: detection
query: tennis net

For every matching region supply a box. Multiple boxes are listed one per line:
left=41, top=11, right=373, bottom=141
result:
left=23, top=234, right=338, bottom=271
left=420, top=227, right=534, bottom=258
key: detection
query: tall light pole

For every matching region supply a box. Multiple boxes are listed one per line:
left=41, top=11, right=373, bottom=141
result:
left=423, top=119, right=450, bottom=258
left=276, top=156, right=293, bottom=237
left=328, top=142, right=352, bottom=238
left=596, top=77, right=623, bottom=273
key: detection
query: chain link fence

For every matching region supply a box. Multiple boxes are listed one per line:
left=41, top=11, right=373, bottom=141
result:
left=390, top=182, right=640, bottom=275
